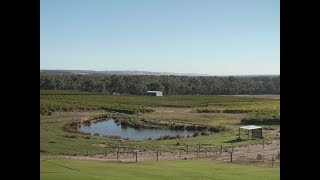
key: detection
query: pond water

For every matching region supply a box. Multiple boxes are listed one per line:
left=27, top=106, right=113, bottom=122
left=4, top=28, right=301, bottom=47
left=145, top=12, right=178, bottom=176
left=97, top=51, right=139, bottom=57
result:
left=78, top=118, right=198, bottom=140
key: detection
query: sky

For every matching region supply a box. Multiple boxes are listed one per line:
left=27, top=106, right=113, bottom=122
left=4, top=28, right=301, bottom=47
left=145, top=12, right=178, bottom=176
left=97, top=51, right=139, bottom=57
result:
left=40, top=0, right=280, bottom=75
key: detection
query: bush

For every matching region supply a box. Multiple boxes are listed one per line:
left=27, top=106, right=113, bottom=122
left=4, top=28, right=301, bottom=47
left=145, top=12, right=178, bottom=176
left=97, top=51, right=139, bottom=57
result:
left=200, top=130, right=211, bottom=136
left=208, top=126, right=220, bottom=132
left=241, top=117, right=280, bottom=125
left=193, top=132, right=200, bottom=137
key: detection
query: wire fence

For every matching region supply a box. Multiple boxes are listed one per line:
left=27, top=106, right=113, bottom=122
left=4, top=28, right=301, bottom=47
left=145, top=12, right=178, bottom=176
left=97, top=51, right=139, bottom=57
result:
left=41, top=139, right=280, bottom=167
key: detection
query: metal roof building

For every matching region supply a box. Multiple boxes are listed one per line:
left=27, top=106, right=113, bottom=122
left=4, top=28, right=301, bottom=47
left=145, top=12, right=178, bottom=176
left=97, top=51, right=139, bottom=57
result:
left=239, top=125, right=263, bottom=139
left=144, top=91, right=163, bottom=96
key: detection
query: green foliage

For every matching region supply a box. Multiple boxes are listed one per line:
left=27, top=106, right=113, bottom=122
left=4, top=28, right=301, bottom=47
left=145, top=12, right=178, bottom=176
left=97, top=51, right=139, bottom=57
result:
left=40, top=92, right=280, bottom=125
left=40, top=74, right=280, bottom=95
left=197, top=101, right=279, bottom=113
left=197, top=101, right=280, bottom=125
left=40, top=95, right=155, bottom=115
left=40, top=90, right=93, bottom=94
left=41, top=93, right=273, bottom=115
left=241, top=111, right=280, bottom=125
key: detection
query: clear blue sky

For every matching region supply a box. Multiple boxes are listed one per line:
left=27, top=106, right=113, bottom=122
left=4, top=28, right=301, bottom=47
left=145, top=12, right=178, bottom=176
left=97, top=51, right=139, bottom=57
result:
left=40, top=0, right=279, bottom=75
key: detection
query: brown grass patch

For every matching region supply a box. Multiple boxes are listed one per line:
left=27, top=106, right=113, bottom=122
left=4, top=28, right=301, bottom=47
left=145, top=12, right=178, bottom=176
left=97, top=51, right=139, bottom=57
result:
left=142, top=107, right=247, bottom=125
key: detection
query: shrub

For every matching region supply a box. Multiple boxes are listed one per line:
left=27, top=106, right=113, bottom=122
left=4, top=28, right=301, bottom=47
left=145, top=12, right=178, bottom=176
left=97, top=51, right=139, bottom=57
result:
left=156, top=135, right=175, bottom=140
left=208, top=126, right=220, bottom=132
left=193, top=132, right=200, bottom=137
left=200, top=130, right=211, bottom=136
left=83, top=136, right=90, bottom=139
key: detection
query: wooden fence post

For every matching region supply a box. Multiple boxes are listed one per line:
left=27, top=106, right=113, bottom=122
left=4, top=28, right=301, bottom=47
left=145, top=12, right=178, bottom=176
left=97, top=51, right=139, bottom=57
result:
left=135, top=151, right=138, bottom=162
left=157, top=150, right=159, bottom=162
left=197, top=146, right=199, bottom=158
left=230, top=152, right=233, bottom=162
left=272, top=155, right=275, bottom=167
left=263, top=141, right=264, bottom=149
left=117, top=152, right=119, bottom=161
left=186, top=145, right=189, bottom=155
left=104, top=147, right=106, bottom=157
left=220, top=145, right=222, bottom=154
left=116, top=151, right=119, bottom=161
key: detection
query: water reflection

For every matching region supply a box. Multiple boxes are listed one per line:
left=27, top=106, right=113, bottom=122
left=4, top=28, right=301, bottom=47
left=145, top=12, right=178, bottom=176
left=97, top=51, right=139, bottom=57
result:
left=78, top=118, right=197, bottom=140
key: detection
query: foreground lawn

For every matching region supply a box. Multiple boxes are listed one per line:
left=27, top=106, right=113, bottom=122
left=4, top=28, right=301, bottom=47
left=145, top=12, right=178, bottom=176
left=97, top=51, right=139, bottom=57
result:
left=40, top=158, right=279, bottom=180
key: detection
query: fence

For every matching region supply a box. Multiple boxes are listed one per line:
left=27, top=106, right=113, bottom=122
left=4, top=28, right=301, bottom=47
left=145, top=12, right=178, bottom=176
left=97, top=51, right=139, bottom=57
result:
left=41, top=139, right=280, bottom=167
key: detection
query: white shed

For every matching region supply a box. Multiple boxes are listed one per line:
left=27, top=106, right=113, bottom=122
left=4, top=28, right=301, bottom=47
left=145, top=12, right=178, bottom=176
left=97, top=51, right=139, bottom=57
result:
left=239, top=125, right=263, bottom=139
left=144, top=91, right=163, bottom=96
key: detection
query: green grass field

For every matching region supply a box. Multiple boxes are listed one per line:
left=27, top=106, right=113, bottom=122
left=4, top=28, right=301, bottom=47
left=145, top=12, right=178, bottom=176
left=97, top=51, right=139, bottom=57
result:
left=41, top=111, right=279, bottom=155
left=40, top=91, right=280, bottom=179
left=40, top=92, right=280, bottom=155
left=40, top=92, right=278, bottom=115
left=40, top=158, right=279, bottom=180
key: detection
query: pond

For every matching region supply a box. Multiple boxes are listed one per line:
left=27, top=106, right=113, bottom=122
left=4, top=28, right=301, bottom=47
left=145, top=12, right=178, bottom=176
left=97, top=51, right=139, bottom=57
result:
left=78, top=118, right=198, bottom=140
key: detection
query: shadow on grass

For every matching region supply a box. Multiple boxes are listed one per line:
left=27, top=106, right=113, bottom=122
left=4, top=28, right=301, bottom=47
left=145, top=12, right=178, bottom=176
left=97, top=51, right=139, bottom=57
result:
left=102, top=161, right=138, bottom=164
left=223, top=138, right=247, bottom=143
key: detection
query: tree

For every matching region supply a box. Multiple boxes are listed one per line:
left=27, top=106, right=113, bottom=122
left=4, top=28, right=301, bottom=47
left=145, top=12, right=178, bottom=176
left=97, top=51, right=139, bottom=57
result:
left=147, top=82, right=164, bottom=91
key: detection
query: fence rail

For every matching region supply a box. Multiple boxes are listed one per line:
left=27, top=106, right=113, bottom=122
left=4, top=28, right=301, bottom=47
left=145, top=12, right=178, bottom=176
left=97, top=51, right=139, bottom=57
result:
left=41, top=140, right=280, bottom=167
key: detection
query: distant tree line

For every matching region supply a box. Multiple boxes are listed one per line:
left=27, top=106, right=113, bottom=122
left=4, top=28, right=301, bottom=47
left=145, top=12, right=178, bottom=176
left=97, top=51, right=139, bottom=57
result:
left=40, top=74, right=280, bottom=95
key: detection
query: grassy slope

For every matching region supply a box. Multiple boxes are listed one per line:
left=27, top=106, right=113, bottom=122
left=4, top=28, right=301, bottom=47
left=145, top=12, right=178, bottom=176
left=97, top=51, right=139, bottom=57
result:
left=41, top=111, right=279, bottom=155
left=40, top=93, right=280, bottom=180
left=40, top=159, right=279, bottom=180
left=40, top=93, right=280, bottom=155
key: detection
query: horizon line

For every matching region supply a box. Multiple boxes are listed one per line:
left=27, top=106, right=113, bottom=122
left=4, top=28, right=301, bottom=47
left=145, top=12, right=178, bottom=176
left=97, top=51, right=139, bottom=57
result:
left=40, top=69, right=280, bottom=76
